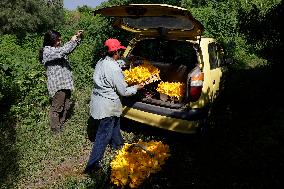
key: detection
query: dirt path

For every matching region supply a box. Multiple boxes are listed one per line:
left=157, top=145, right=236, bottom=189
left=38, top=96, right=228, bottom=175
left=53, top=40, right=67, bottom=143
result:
left=22, top=147, right=90, bottom=189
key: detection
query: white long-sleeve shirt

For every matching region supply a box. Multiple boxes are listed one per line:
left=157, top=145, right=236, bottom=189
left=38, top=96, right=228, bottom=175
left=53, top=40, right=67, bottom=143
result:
left=90, top=56, right=138, bottom=119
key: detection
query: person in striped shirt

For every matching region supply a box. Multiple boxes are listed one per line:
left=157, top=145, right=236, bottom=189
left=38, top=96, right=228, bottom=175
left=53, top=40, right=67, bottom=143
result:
left=39, top=30, right=83, bottom=134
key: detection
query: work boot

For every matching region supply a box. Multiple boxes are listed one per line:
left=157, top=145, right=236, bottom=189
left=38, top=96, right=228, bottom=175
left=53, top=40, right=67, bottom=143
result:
left=50, top=112, right=61, bottom=134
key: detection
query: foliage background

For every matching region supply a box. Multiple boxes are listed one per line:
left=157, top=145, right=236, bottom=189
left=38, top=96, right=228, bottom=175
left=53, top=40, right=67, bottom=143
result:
left=0, top=0, right=283, bottom=188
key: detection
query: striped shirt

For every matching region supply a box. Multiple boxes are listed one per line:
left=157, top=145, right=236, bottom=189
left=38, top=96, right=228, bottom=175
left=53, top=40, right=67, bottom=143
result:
left=90, top=56, right=138, bottom=119
left=41, top=39, right=80, bottom=97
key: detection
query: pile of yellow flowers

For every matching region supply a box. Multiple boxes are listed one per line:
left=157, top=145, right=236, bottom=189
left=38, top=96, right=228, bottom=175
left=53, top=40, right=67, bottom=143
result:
left=110, top=140, right=170, bottom=188
left=123, top=61, right=160, bottom=85
left=156, top=81, right=186, bottom=100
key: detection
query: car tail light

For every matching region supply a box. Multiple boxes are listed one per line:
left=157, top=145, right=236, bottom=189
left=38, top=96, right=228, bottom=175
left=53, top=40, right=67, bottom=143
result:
left=187, top=67, right=204, bottom=102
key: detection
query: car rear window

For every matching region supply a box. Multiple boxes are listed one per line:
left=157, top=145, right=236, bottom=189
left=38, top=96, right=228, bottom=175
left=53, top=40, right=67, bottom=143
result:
left=123, top=17, right=194, bottom=30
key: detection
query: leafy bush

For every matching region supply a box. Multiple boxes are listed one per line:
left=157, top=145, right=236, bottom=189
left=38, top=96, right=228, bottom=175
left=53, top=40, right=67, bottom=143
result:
left=0, top=34, right=49, bottom=122
left=0, top=65, right=15, bottom=110
left=182, top=0, right=281, bottom=68
left=0, top=0, right=64, bottom=34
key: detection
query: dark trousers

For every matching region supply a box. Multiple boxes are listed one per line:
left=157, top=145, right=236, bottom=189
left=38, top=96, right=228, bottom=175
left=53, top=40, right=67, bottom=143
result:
left=50, top=89, right=71, bottom=132
left=84, top=116, right=124, bottom=172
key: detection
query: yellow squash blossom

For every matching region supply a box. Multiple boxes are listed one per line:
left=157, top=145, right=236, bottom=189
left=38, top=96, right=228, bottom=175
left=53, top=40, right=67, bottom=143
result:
left=157, top=81, right=186, bottom=100
left=123, top=61, right=160, bottom=85
left=110, top=140, right=170, bottom=188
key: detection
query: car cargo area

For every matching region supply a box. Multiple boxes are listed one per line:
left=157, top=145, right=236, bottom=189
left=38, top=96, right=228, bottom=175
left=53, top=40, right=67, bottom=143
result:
left=122, top=39, right=199, bottom=109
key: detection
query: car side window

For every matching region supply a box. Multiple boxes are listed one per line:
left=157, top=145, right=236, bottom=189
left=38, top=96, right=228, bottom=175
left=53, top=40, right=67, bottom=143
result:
left=208, top=43, right=218, bottom=69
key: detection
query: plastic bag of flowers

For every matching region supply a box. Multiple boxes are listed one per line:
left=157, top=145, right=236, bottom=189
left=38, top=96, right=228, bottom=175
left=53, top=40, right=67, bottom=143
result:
left=110, top=140, right=170, bottom=188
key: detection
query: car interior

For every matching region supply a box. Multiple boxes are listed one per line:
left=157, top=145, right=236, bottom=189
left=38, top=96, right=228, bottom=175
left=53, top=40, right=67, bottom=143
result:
left=123, top=38, right=199, bottom=107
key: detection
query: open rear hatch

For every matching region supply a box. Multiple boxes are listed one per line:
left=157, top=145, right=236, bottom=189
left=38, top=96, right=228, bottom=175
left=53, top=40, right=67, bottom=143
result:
left=93, top=4, right=204, bottom=39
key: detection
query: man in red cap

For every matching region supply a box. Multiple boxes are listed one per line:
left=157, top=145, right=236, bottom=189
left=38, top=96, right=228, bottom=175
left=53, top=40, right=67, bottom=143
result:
left=84, top=38, right=144, bottom=174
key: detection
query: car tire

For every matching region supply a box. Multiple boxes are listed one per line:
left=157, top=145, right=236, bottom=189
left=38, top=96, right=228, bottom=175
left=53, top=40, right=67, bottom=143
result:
left=193, top=116, right=214, bottom=146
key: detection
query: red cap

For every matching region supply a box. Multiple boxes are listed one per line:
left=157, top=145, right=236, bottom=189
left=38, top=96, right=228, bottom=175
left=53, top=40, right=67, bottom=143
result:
left=104, top=38, right=126, bottom=52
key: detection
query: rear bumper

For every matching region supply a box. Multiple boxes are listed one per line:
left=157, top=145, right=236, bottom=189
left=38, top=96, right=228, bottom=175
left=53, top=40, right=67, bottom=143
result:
left=121, top=101, right=209, bottom=134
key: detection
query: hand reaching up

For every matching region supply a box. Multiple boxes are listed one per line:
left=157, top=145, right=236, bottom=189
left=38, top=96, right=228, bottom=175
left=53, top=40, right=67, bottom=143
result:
left=71, top=30, right=84, bottom=41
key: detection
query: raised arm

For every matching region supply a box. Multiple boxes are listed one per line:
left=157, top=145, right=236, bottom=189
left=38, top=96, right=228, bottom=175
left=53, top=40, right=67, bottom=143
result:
left=42, top=31, right=83, bottom=64
left=42, top=39, right=80, bottom=64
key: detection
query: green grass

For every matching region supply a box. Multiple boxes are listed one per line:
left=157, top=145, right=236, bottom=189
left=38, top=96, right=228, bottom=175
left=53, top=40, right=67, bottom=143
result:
left=1, top=86, right=142, bottom=189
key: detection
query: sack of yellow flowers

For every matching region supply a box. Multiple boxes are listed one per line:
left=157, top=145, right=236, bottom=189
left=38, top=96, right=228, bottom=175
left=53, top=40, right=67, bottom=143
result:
left=123, top=61, right=160, bottom=85
left=110, top=140, right=170, bottom=188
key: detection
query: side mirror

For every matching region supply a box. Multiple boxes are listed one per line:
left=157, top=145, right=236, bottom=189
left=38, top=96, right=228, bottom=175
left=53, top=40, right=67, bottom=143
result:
left=224, top=58, right=234, bottom=65
left=220, top=57, right=233, bottom=66
left=217, top=46, right=233, bottom=66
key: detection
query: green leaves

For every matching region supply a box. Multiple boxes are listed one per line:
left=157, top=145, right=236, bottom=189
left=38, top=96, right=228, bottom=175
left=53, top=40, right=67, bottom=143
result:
left=183, top=0, right=281, bottom=68
left=0, top=34, right=49, bottom=121
left=0, top=0, right=64, bottom=34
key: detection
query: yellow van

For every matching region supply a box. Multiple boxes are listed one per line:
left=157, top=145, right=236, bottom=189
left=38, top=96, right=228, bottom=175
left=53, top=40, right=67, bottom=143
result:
left=94, top=4, right=227, bottom=134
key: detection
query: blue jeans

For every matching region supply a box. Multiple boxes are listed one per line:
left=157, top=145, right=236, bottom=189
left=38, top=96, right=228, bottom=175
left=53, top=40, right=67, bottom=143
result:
left=84, top=116, right=124, bottom=172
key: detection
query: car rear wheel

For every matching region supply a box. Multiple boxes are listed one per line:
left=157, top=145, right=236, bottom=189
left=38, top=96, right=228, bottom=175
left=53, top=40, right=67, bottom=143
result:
left=193, top=116, right=215, bottom=145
